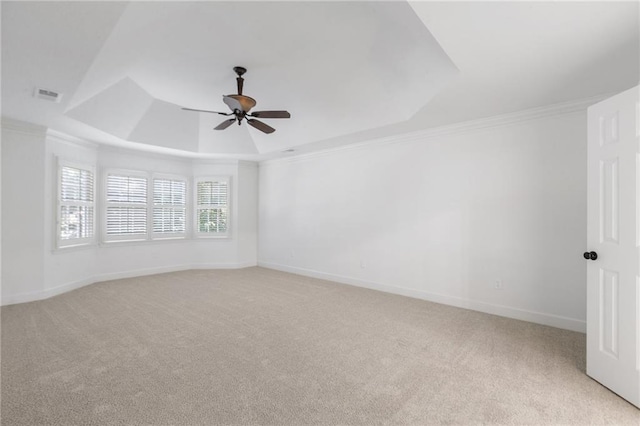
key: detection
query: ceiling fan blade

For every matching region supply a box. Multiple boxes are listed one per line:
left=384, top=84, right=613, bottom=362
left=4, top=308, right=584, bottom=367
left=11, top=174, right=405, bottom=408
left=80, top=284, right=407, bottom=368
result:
left=182, top=107, right=231, bottom=115
left=250, top=110, right=291, bottom=119
left=223, top=95, right=243, bottom=112
left=214, top=118, right=236, bottom=130
left=247, top=118, right=276, bottom=134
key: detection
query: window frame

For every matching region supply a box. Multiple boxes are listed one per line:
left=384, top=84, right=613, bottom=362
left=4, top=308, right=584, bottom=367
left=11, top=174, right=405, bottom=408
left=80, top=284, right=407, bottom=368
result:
left=56, top=159, right=97, bottom=249
left=151, top=174, right=188, bottom=240
left=194, top=176, right=231, bottom=239
left=102, top=169, right=150, bottom=243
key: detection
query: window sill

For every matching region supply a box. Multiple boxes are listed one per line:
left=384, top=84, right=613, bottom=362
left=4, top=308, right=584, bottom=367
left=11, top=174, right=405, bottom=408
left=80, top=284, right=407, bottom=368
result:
left=100, top=237, right=188, bottom=248
left=52, top=242, right=97, bottom=254
left=53, top=236, right=232, bottom=252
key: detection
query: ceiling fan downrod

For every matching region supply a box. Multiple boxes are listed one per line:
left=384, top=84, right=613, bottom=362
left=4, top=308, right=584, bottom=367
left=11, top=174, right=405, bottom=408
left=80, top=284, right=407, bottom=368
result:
left=234, top=66, right=246, bottom=96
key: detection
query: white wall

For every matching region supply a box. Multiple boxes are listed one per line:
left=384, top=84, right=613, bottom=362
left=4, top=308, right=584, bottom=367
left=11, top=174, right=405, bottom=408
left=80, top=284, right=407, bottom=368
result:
left=2, top=108, right=590, bottom=332
left=1, top=123, right=47, bottom=300
left=235, top=162, right=259, bottom=263
left=0, top=119, right=2, bottom=305
left=1, top=122, right=259, bottom=304
left=259, top=109, right=588, bottom=332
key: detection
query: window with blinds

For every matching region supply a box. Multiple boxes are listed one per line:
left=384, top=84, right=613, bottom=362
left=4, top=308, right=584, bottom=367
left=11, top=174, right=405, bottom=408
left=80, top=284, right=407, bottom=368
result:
left=58, top=164, right=95, bottom=247
left=153, top=178, right=186, bottom=237
left=105, top=173, right=148, bottom=240
left=196, top=178, right=229, bottom=236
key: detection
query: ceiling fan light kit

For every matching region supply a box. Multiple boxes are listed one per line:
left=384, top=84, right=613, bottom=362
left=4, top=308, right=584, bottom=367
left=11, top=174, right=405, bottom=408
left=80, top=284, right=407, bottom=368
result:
left=225, top=94, right=256, bottom=113
left=182, top=66, right=290, bottom=134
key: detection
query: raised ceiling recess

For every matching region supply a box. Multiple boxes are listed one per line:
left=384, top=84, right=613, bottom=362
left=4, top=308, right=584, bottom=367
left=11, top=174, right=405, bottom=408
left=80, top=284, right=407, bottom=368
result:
left=1, top=1, right=457, bottom=157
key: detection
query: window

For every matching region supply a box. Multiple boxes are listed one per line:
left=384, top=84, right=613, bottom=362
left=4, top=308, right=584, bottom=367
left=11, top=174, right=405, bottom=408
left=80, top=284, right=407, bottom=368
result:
left=195, top=177, right=229, bottom=237
left=105, top=173, right=148, bottom=241
left=153, top=178, right=186, bottom=238
left=58, top=163, right=95, bottom=247
left=91, top=169, right=232, bottom=244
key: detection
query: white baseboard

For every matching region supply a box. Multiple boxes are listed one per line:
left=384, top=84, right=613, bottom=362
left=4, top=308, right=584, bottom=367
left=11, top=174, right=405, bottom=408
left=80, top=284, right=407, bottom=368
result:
left=1, top=261, right=257, bottom=306
left=191, top=261, right=257, bottom=269
left=3, top=260, right=585, bottom=334
left=96, top=264, right=194, bottom=283
left=258, top=261, right=586, bottom=333
left=1, top=276, right=95, bottom=306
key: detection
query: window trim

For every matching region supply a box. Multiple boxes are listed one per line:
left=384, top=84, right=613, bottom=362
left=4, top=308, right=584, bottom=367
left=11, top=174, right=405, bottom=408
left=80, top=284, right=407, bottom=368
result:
left=194, top=176, right=231, bottom=239
left=56, top=158, right=96, bottom=249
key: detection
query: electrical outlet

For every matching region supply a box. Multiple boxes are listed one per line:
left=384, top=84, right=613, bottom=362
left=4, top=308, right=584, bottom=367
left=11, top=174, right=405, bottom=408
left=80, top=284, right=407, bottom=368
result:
left=494, top=280, right=503, bottom=290
left=289, top=250, right=295, bottom=259
left=360, top=260, right=367, bottom=269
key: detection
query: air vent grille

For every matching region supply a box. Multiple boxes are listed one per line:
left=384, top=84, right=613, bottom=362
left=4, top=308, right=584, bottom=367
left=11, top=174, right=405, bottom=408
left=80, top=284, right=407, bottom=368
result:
left=34, top=87, right=62, bottom=103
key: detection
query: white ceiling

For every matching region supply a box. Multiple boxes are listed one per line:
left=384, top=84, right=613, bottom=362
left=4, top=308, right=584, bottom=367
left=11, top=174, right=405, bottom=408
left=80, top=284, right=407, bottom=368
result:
left=2, top=1, right=638, bottom=161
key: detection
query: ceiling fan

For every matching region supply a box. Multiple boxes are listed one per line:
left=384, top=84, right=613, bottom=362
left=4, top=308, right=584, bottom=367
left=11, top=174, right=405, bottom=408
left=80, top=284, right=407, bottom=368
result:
left=181, top=66, right=290, bottom=134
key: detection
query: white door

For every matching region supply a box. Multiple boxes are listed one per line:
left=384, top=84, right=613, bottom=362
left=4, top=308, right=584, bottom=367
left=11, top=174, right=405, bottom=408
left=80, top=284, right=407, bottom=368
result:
left=586, top=85, right=639, bottom=408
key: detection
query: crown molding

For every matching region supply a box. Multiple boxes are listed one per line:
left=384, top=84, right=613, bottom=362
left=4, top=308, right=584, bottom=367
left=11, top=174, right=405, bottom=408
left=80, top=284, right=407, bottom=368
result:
left=97, top=142, right=197, bottom=163
left=0, top=117, right=47, bottom=136
left=260, top=92, right=612, bottom=167
left=192, top=158, right=243, bottom=166
left=46, top=129, right=99, bottom=149
left=238, top=160, right=258, bottom=169
left=4, top=121, right=258, bottom=167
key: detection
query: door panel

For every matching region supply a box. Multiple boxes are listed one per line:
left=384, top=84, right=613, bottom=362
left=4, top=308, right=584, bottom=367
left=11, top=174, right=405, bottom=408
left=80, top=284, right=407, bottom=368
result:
left=587, top=85, right=639, bottom=408
left=599, top=111, right=619, bottom=146
left=600, top=158, right=619, bottom=244
left=599, top=268, right=618, bottom=358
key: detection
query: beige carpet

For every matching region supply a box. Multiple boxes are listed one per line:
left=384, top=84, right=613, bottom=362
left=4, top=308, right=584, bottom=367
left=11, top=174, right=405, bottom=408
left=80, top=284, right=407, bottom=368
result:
left=1, top=267, right=638, bottom=425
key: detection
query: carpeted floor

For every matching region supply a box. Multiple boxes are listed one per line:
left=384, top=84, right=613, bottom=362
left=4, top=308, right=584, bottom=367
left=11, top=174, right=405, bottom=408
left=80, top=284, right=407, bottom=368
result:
left=1, top=267, right=638, bottom=425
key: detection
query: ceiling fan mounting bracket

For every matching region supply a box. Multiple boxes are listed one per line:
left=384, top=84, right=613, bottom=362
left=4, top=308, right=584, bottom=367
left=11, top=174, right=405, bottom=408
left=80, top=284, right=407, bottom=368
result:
left=233, top=66, right=247, bottom=77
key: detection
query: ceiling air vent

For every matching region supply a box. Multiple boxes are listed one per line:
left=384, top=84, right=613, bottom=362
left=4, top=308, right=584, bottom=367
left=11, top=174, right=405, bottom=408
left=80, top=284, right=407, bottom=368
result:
left=34, top=87, right=62, bottom=103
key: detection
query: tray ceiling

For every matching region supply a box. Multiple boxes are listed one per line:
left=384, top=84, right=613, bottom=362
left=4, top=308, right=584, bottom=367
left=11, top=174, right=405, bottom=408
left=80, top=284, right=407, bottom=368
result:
left=2, top=1, right=637, bottom=160
left=1, top=1, right=457, bottom=158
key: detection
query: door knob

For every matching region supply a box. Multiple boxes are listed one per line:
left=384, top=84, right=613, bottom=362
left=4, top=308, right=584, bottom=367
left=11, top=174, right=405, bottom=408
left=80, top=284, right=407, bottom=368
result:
left=583, top=251, right=598, bottom=260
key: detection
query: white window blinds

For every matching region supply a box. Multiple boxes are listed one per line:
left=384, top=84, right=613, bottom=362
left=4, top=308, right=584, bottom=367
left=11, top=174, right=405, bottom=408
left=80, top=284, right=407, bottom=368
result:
left=59, top=165, right=95, bottom=246
left=153, top=178, right=186, bottom=236
left=196, top=179, right=229, bottom=235
left=106, top=174, right=148, bottom=239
